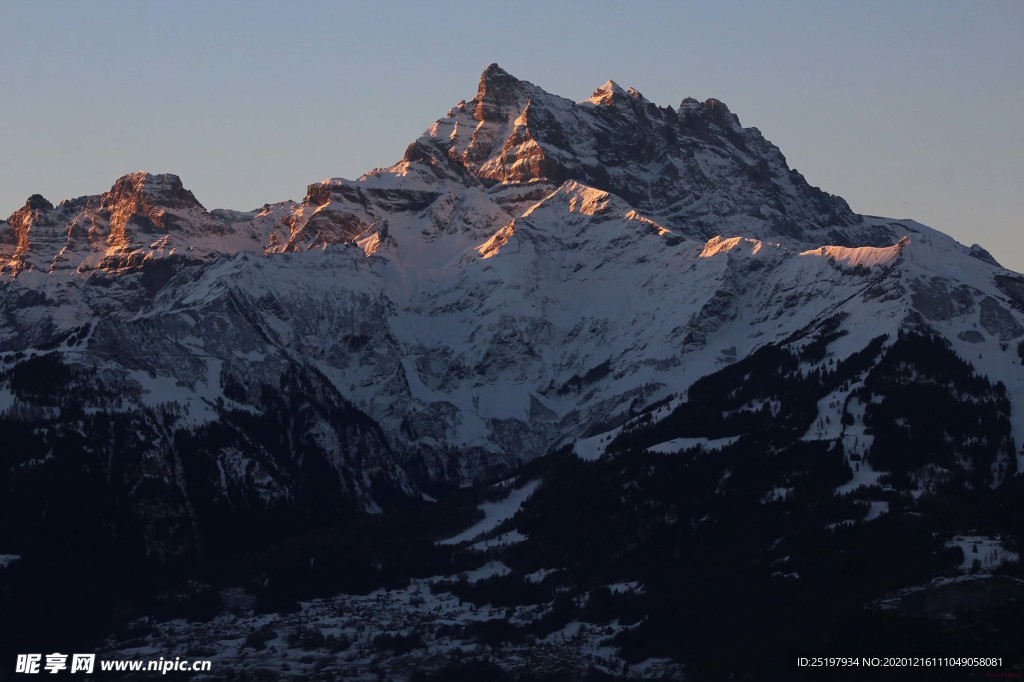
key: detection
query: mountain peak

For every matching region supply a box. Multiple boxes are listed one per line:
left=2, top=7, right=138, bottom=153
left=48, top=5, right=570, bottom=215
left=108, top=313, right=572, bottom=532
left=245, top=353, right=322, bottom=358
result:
left=110, top=171, right=201, bottom=205
left=677, top=96, right=735, bottom=123
left=93, top=171, right=213, bottom=248
left=23, top=194, right=53, bottom=212
left=474, top=63, right=526, bottom=122
left=596, top=79, right=625, bottom=95
left=481, top=62, right=512, bottom=80
left=3, top=195, right=54, bottom=261
left=5, top=194, right=54, bottom=234
left=403, top=66, right=860, bottom=243
left=105, top=171, right=204, bottom=212
left=625, top=86, right=647, bottom=101
left=679, top=96, right=701, bottom=111
left=586, top=80, right=628, bottom=106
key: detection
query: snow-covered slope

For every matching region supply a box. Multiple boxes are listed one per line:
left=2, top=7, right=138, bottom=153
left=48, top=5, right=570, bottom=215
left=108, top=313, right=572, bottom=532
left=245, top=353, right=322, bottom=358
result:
left=1, top=64, right=1023, bottom=557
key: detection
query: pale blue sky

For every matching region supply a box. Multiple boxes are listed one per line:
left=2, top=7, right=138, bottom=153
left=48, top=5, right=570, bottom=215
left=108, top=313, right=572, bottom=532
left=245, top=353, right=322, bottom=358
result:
left=2, top=1, right=1022, bottom=269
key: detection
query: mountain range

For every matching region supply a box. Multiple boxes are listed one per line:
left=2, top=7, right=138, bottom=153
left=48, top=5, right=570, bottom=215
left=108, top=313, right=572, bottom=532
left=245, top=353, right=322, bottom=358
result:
left=2, top=64, right=1022, bottom=680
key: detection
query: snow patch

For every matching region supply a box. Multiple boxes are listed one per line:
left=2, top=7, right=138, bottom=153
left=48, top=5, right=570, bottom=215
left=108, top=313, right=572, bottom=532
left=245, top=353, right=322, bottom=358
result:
left=647, top=436, right=738, bottom=453
left=469, top=531, right=527, bottom=552
left=946, top=535, right=1019, bottom=573
left=438, top=480, right=540, bottom=545
left=461, top=561, right=511, bottom=583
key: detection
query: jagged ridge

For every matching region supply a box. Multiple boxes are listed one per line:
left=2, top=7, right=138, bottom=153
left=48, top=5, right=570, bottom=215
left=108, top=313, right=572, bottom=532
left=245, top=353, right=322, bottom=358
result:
left=0, top=63, right=1023, bottom=550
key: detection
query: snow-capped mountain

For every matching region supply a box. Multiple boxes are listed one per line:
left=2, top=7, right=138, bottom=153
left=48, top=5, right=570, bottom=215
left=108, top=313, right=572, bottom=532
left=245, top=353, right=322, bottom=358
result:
left=4, top=62, right=1024, bottom=680
left=2, top=63, right=1024, bottom=566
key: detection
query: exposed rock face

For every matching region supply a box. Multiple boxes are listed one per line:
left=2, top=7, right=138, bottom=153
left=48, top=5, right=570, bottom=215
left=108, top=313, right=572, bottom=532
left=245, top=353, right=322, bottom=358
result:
left=1, top=172, right=246, bottom=275
left=405, top=63, right=867, bottom=246
left=981, top=296, right=1024, bottom=341
left=2, top=195, right=58, bottom=272
left=101, top=171, right=205, bottom=239
left=970, top=243, right=1001, bottom=267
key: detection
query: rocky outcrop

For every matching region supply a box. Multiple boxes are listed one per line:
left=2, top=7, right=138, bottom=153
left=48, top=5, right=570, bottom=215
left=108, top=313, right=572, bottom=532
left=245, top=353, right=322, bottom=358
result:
left=405, top=64, right=867, bottom=246
left=100, top=171, right=206, bottom=243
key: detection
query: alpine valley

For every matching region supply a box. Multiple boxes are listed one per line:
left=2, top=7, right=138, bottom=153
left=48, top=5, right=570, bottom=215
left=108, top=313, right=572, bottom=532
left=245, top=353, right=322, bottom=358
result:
left=2, top=65, right=1023, bottom=680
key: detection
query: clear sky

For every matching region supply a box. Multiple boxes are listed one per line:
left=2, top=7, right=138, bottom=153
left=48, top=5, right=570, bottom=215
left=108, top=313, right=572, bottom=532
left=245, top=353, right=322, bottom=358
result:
left=2, top=1, right=1022, bottom=269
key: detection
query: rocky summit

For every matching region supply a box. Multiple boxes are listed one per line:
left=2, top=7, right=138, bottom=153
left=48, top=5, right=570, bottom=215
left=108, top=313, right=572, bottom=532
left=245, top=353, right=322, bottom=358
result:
left=2, top=65, right=1023, bottom=680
